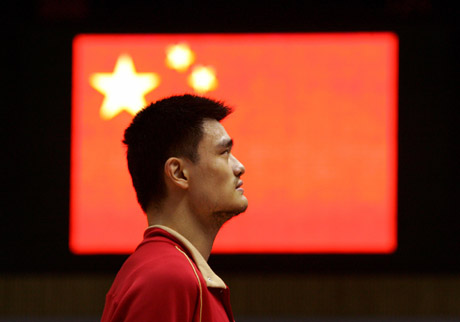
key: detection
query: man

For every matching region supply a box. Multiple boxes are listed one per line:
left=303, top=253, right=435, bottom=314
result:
left=101, top=94, right=248, bottom=321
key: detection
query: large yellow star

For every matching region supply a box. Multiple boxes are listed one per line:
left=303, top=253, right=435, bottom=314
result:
left=90, top=54, right=160, bottom=120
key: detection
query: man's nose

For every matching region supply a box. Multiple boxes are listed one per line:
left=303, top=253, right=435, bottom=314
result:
left=231, top=154, right=245, bottom=177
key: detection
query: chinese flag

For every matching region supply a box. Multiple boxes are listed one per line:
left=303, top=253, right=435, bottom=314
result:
left=71, top=33, right=398, bottom=254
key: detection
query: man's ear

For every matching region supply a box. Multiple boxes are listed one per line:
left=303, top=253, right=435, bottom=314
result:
left=164, top=157, right=189, bottom=190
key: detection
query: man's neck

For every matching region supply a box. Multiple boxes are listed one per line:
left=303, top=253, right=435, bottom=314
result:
left=146, top=200, right=219, bottom=261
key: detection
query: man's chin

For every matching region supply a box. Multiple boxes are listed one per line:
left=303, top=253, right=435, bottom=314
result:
left=232, top=198, right=248, bottom=216
left=216, top=199, right=248, bottom=219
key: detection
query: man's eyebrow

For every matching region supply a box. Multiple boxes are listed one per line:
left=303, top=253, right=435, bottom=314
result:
left=218, top=138, right=233, bottom=149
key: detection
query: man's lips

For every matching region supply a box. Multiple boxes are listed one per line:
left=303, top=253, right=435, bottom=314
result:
left=236, top=180, right=243, bottom=190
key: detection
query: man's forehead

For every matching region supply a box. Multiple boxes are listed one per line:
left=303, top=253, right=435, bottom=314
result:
left=201, top=119, right=230, bottom=143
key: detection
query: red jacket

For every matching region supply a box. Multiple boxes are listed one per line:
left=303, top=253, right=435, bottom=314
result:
left=101, top=226, right=234, bottom=322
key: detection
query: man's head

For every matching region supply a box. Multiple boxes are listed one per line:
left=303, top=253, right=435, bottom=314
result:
left=123, top=94, right=247, bottom=217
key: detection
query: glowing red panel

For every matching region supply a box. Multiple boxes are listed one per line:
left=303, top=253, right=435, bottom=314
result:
left=71, top=33, right=398, bottom=254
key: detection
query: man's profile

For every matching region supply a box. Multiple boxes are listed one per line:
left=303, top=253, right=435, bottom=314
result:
left=101, top=94, right=247, bottom=321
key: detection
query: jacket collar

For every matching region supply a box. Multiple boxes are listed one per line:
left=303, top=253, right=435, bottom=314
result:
left=146, top=225, right=227, bottom=289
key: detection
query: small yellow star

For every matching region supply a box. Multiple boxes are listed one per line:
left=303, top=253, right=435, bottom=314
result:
left=90, top=54, right=160, bottom=120
left=165, top=43, right=195, bottom=72
left=188, top=65, right=218, bottom=93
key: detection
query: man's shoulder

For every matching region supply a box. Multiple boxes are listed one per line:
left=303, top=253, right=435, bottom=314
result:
left=102, top=235, right=203, bottom=321
left=113, top=235, right=201, bottom=291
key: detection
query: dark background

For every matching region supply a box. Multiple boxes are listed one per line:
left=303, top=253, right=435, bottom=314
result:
left=2, top=0, right=458, bottom=274
left=2, top=0, right=459, bottom=319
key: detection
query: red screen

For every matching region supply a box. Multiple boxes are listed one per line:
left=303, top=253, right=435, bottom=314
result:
left=71, top=33, right=398, bottom=254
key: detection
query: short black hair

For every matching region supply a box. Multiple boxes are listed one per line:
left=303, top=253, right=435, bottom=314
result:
left=123, top=94, right=232, bottom=212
